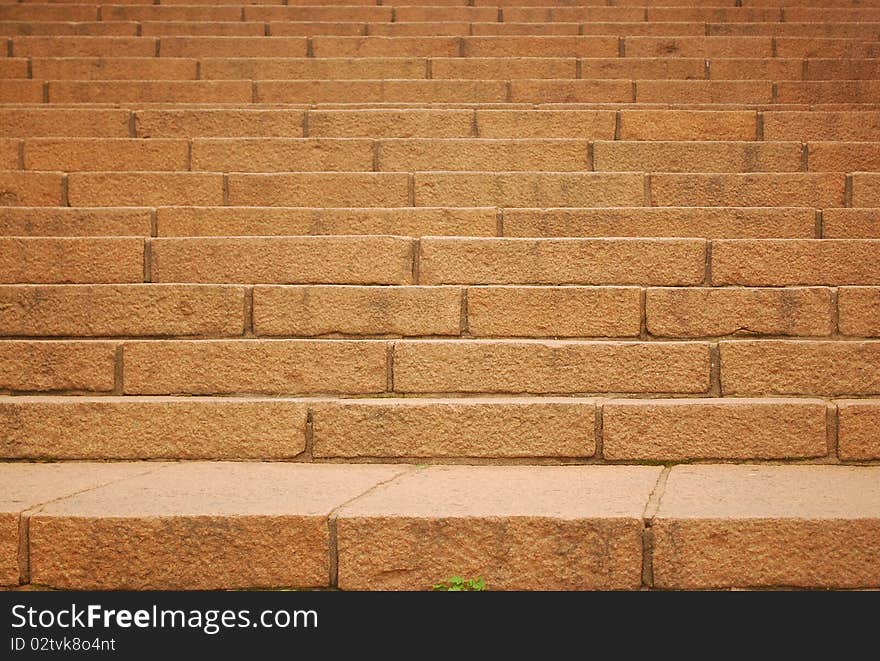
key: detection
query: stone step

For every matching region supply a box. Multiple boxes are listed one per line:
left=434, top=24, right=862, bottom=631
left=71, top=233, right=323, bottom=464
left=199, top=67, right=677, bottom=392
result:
left=6, top=205, right=855, bottom=239
left=2, top=337, right=879, bottom=397
left=5, top=170, right=875, bottom=207
left=3, top=236, right=880, bottom=284
left=3, top=462, right=878, bottom=589
left=3, top=107, right=880, bottom=141
left=0, top=282, right=875, bottom=338
left=7, top=35, right=878, bottom=60
left=8, top=137, right=880, bottom=173
left=5, top=56, right=876, bottom=81
left=3, top=394, right=874, bottom=461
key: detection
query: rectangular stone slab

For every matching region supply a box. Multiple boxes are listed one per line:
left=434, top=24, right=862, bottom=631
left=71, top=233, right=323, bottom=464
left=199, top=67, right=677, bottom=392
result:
left=0, top=463, right=154, bottom=586
left=29, top=463, right=406, bottom=590
left=336, top=465, right=663, bottom=590
left=653, top=465, right=880, bottom=589
left=0, top=396, right=308, bottom=460
left=311, top=397, right=597, bottom=458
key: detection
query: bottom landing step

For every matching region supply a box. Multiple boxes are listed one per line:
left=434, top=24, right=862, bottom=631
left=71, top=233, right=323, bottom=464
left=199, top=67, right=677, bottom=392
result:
left=2, top=462, right=878, bottom=591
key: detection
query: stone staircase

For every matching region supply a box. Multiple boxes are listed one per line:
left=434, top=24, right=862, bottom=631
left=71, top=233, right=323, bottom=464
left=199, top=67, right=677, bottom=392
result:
left=0, top=0, right=878, bottom=591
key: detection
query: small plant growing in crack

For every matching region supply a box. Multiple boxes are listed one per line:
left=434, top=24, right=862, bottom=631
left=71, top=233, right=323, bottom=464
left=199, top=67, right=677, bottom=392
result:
left=432, top=576, right=486, bottom=591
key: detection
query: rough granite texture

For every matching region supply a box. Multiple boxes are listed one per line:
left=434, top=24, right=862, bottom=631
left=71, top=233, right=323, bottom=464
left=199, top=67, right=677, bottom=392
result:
left=654, top=465, right=880, bottom=589
left=0, top=396, right=308, bottom=460
left=29, top=463, right=406, bottom=590
left=312, top=397, right=596, bottom=458
left=337, top=465, right=662, bottom=590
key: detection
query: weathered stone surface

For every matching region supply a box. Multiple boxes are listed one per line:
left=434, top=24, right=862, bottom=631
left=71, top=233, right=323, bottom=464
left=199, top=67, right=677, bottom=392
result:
left=0, top=463, right=151, bottom=586
left=837, top=400, right=880, bottom=460
left=0, top=341, right=116, bottom=393
left=0, top=396, right=307, bottom=460
left=312, top=397, right=596, bottom=458
left=123, top=339, right=388, bottom=395
left=467, top=286, right=641, bottom=337
left=394, top=340, right=710, bottom=394
left=337, top=465, right=662, bottom=590
left=29, top=463, right=406, bottom=590
left=0, top=285, right=245, bottom=337
left=654, top=465, right=880, bottom=589
left=603, top=398, right=827, bottom=461
left=253, top=286, right=459, bottom=336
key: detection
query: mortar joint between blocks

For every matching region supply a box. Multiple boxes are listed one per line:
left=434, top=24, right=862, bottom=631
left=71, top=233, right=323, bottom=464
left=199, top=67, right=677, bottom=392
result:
left=641, top=528, right=655, bottom=589
left=827, top=402, right=839, bottom=462
left=113, top=344, right=125, bottom=396
left=386, top=342, right=395, bottom=393
left=831, top=286, right=840, bottom=336
left=639, top=288, right=648, bottom=339
left=17, top=515, right=29, bottom=586
left=143, top=239, right=153, bottom=284
left=704, top=240, right=713, bottom=286
left=709, top=342, right=722, bottom=397
left=372, top=142, right=381, bottom=172
left=411, top=237, right=420, bottom=284
left=244, top=287, right=254, bottom=337
left=328, top=518, right=339, bottom=589
left=305, top=408, right=315, bottom=462
left=460, top=288, right=469, bottom=336
left=641, top=467, right=671, bottom=589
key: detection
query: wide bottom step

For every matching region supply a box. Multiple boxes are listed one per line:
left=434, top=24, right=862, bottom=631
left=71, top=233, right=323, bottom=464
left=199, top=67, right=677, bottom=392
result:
left=3, top=462, right=878, bottom=590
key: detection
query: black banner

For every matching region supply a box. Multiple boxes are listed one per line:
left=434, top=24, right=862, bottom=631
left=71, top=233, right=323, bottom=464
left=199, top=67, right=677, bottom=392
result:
left=0, top=590, right=868, bottom=658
